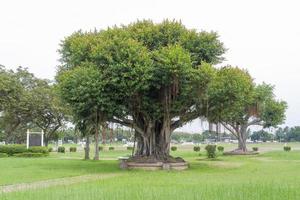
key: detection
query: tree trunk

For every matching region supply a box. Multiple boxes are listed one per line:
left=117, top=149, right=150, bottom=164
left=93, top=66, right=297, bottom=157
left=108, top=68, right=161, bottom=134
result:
left=102, top=126, right=106, bottom=144
left=84, top=134, right=90, bottom=160
left=237, top=125, right=248, bottom=152
left=134, top=118, right=172, bottom=161
left=94, top=127, right=99, bottom=160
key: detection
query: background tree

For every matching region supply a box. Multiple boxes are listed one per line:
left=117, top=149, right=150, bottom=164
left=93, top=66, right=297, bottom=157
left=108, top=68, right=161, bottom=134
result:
left=250, top=130, right=274, bottom=142
left=58, top=20, right=226, bottom=161
left=30, top=82, right=68, bottom=146
left=58, top=66, right=116, bottom=160
left=0, top=66, right=67, bottom=144
left=207, top=68, right=287, bottom=152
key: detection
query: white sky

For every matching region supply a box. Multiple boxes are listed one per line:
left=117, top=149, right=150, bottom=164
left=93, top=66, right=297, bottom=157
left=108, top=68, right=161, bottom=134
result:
left=1, top=0, right=299, bottom=132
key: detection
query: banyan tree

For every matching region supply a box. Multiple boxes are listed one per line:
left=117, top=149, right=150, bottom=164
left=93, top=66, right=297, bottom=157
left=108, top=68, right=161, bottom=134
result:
left=58, top=20, right=226, bottom=162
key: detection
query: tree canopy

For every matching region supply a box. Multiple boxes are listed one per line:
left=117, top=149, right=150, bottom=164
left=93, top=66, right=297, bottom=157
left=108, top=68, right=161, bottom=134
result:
left=58, top=20, right=226, bottom=160
left=206, top=67, right=287, bottom=152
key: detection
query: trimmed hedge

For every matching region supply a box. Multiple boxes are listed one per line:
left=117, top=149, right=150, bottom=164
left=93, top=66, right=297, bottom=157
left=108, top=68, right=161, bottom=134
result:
left=28, top=146, right=49, bottom=154
left=217, top=146, right=224, bottom=152
left=171, top=146, right=177, bottom=151
left=0, top=145, right=27, bottom=156
left=15, top=152, right=47, bottom=157
left=252, top=147, right=259, bottom=152
left=99, top=146, right=104, bottom=151
left=69, top=147, right=77, bottom=152
left=205, top=145, right=217, bottom=158
left=0, top=153, right=8, bottom=158
left=0, top=145, right=49, bottom=156
left=58, top=146, right=65, bottom=153
left=108, top=147, right=114, bottom=151
left=284, top=146, right=291, bottom=152
left=193, top=146, right=201, bottom=152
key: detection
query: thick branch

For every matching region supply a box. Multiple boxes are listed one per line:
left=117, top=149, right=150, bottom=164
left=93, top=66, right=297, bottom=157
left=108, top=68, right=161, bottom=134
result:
left=220, top=122, right=238, bottom=138
left=171, top=111, right=199, bottom=131
left=110, top=117, right=144, bottom=135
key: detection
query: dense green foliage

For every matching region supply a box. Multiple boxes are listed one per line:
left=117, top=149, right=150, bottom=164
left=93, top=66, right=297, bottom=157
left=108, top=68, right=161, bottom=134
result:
left=0, top=145, right=49, bottom=156
left=15, top=152, right=48, bottom=157
left=193, top=146, right=201, bottom=152
left=207, top=71, right=287, bottom=151
left=57, top=20, right=227, bottom=158
left=109, top=147, right=115, bottom=151
left=0, top=152, right=8, bottom=157
left=0, top=145, right=27, bottom=156
left=275, top=126, right=300, bottom=142
left=0, top=67, right=67, bottom=144
left=251, top=130, right=274, bottom=142
left=58, top=146, right=65, bottom=153
left=205, top=144, right=217, bottom=158
left=252, top=147, right=259, bottom=152
left=69, top=147, right=77, bottom=152
left=284, top=146, right=291, bottom=152
left=217, top=146, right=224, bottom=152
left=170, top=146, right=177, bottom=151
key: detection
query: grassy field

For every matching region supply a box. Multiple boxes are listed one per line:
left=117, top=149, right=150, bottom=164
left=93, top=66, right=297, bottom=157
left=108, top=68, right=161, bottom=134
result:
left=1, top=143, right=300, bottom=200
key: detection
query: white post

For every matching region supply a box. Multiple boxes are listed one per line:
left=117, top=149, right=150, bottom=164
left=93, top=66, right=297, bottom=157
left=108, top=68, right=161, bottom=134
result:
left=41, top=130, right=44, bottom=147
left=26, top=129, right=30, bottom=149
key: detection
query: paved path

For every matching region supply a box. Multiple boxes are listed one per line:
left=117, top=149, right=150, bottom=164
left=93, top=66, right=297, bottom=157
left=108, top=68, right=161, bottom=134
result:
left=0, top=173, right=119, bottom=193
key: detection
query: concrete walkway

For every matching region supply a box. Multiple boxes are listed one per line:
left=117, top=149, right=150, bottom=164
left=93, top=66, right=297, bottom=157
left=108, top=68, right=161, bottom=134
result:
left=0, top=173, right=119, bottom=193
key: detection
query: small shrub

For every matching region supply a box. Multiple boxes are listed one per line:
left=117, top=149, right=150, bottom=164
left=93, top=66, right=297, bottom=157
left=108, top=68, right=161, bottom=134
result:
left=69, top=147, right=77, bottom=152
left=28, top=146, right=49, bottom=154
left=15, top=152, right=47, bottom=157
left=217, top=146, right=224, bottom=152
left=205, top=145, right=217, bottom=158
left=193, top=146, right=200, bottom=152
left=99, top=146, right=104, bottom=151
left=252, top=147, right=259, bottom=152
left=0, top=144, right=27, bottom=156
left=284, top=146, right=291, bottom=152
left=0, top=153, right=8, bottom=158
left=127, top=146, right=133, bottom=151
left=48, top=147, right=53, bottom=152
left=108, top=146, right=114, bottom=151
left=171, top=146, right=177, bottom=151
left=57, top=146, right=65, bottom=153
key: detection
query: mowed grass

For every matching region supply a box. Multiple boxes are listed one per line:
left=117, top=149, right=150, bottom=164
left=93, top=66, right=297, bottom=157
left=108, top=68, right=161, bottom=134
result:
left=1, top=143, right=300, bottom=200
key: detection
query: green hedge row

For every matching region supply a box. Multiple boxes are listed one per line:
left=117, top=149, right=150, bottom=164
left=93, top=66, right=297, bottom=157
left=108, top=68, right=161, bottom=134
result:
left=15, top=152, right=47, bottom=157
left=0, top=152, right=8, bottom=157
left=0, top=145, right=49, bottom=156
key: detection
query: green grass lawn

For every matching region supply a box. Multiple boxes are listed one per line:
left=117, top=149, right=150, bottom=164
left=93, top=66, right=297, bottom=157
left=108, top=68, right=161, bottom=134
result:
left=1, top=143, right=300, bottom=200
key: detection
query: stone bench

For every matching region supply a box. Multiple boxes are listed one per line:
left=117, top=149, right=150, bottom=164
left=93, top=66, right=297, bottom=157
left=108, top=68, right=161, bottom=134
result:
left=118, top=156, right=129, bottom=169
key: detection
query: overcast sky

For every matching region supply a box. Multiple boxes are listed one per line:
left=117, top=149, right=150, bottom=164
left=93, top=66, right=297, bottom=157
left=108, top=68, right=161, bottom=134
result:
left=1, top=0, right=299, bottom=132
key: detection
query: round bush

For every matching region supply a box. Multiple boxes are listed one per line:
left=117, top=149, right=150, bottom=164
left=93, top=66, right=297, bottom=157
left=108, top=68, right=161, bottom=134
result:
left=171, top=146, right=177, bottom=151
left=252, top=147, right=259, bottom=152
left=99, top=146, right=104, bottom=151
left=127, top=146, right=133, bottom=151
left=58, top=146, right=65, bottom=153
left=69, top=147, right=77, bottom=152
left=48, top=147, right=53, bottom=152
left=109, top=147, right=114, bottom=151
left=205, top=145, right=217, bottom=158
left=0, top=153, right=8, bottom=158
left=284, top=146, right=291, bottom=152
left=217, top=146, right=224, bottom=152
left=193, top=146, right=200, bottom=152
